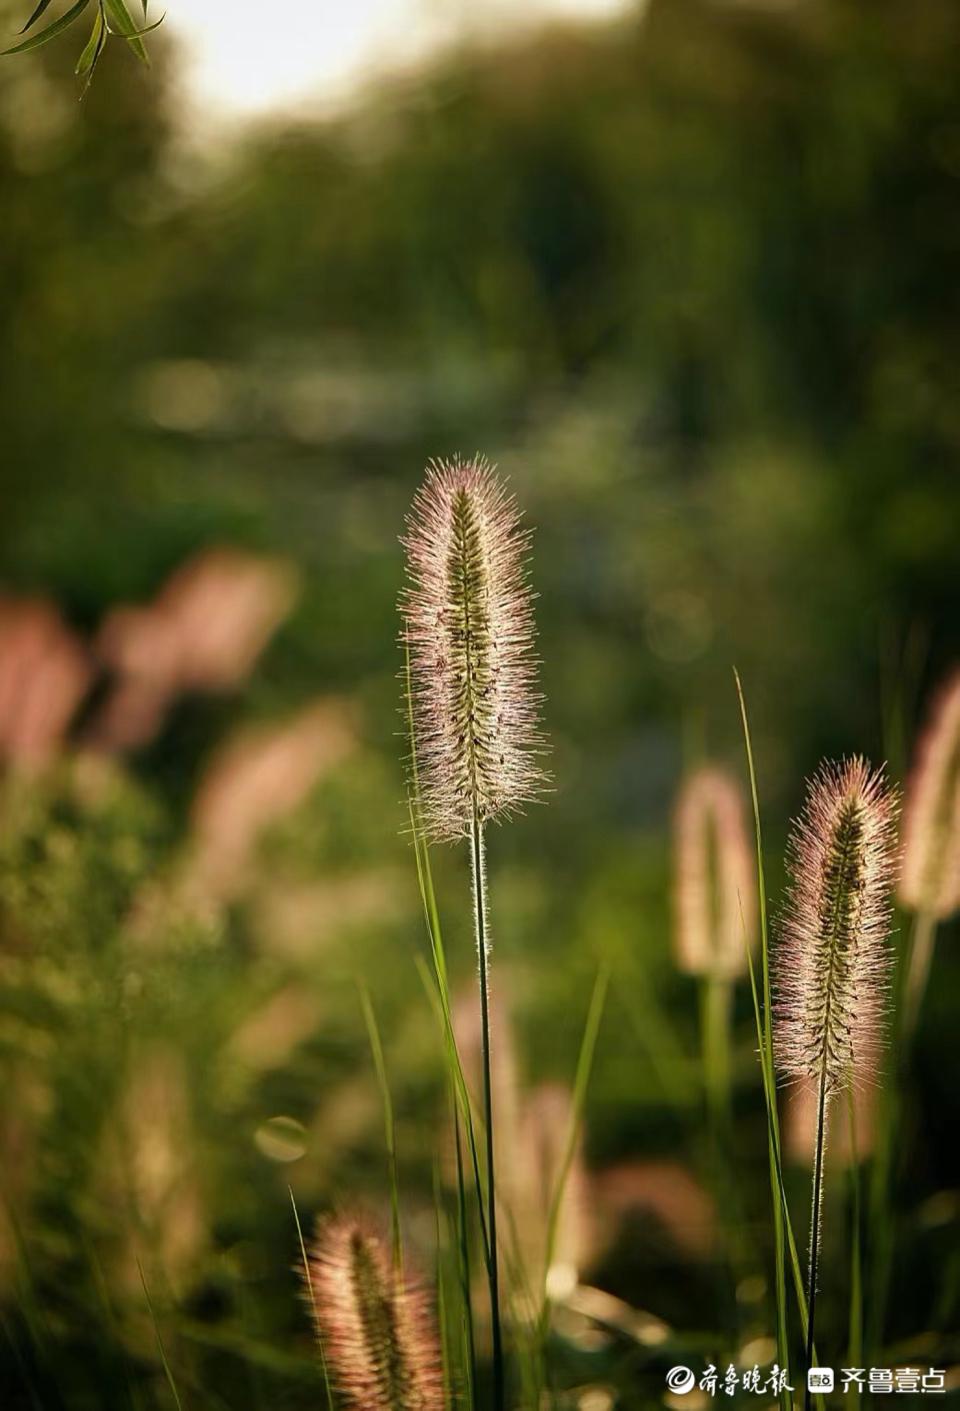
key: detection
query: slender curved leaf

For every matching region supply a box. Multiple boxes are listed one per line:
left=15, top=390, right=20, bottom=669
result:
left=75, top=3, right=104, bottom=75
left=2, top=0, right=91, bottom=55
left=102, top=0, right=149, bottom=62
left=19, top=0, right=56, bottom=34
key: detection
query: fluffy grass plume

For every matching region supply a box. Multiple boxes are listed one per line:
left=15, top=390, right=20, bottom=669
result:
left=400, top=455, right=546, bottom=844
left=900, top=669, right=960, bottom=919
left=774, top=757, right=898, bottom=1096
left=400, top=455, right=547, bottom=1411
left=673, top=765, right=756, bottom=978
left=304, top=1217, right=444, bottom=1411
left=773, top=757, right=897, bottom=1405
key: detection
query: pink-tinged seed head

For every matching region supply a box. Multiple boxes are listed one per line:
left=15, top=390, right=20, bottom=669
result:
left=774, top=757, right=898, bottom=1096
left=900, top=669, right=960, bottom=919
left=673, top=765, right=757, bottom=978
left=400, top=456, right=547, bottom=843
left=304, top=1216, right=444, bottom=1411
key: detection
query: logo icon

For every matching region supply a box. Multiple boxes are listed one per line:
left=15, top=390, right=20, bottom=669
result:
left=666, top=1367, right=696, bottom=1394
left=808, top=1368, right=834, bottom=1393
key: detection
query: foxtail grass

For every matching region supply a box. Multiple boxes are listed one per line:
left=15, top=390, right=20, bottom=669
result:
left=304, top=1217, right=444, bottom=1411
left=773, top=758, right=897, bottom=1409
left=401, top=456, right=548, bottom=1410
left=674, top=765, right=756, bottom=1165
left=898, top=669, right=960, bottom=1034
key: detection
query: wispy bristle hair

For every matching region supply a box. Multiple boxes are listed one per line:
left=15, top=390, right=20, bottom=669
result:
left=673, top=765, right=756, bottom=978
left=400, top=456, right=547, bottom=842
left=774, top=757, right=898, bottom=1096
left=900, top=669, right=960, bottom=919
left=304, top=1217, right=444, bottom=1411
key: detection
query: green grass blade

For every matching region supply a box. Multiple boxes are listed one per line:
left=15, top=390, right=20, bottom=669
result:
left=75, top=4, right=104, bottom=75
left=415, top=954, right=492, bottom=1271
left=2, top=0, right=91, bottom=56
left=433, top=1162, right=454, bottom=1411
left=535, top=964, right=609, bottom=1346
left=404, top=639, right=492, bottom=1274
left=102, top=0, right=151, bottom=60
left=19, top=0, right=57, bottom=33
left=604, top=927, right=697, bottom=1109
left=137, top=1260, right=183, bottom=1411
left=735, top=669, right=792, bottom=1411
left=358, top=980, right=403, bottom=1271
left=289, top=1187, right=335, bottom=1411
left=454, top=1107, right=478, bottom=1411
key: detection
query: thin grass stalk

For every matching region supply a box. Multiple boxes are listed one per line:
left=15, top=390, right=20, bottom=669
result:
left=415, top=952, right=491, bottom=1264
left=846, top=1093, right=863, bottom=1371
left=84, top=1234, right=145, bottom=1411
left=405, top=638, right=491, bottom=1273
left=607, top=930, right=695, bottom=1107
left=804, top=1073, right=829, bottom=1411
left=700, top=970, right=743, bottom=1346
left=470, top=815, right=505, bottom=1411
left=137, top=1260, right=183, bottom=1411
left=866, top=903, right=925, bottom=1362
left=532, top=964, right=608, bottom=1402
left=359, top=983, right=402, bottom=1272
left=734, top=671, right=791, bottom=1411
left=702, top=973, right=733, bottom=1132
left=454, top=1108, right=478, bottom=1411
left=432, top=1164, right=452, bottom=1411
left=289, top=1188, right=335, bottom=1411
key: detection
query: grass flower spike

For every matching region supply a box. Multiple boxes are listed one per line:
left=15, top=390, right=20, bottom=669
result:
left=305, top=1217, right=443, bottom=1411
left=674, top=765, right=756, bottom=979
left=401, top=455, right=546, bottom=843
left=674, top=763, right=757, bottom=1132
left=400, top=455, right=547, bottom=1411
left=899, top=670, right=960, bottom=1032
left=900, top=669, right=960, bottom=920
left=775, top=758, right=897, bottom=1094
left=774, top=757, right=897, bottom=1405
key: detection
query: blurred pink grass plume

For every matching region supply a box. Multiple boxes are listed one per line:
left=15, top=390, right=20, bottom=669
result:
left=303, top=1215, right=444, bottom=1411
left=92, top=547, right=299, bottom=752
left=672, top=764, right=757, bottom=978
left=0, top=596, right=91, bottom=766
left=899, top=667, right=960, bottom=920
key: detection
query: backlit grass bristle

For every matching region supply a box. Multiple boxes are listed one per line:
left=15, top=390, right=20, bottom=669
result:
left=400, top=455, right=547, bottom=843
left=900, top=669, right=960, bottom=919
left=304, top=1217, right=444, bottom=1411
left=673, top=765, right=756, bottom=978
left=774, top=757, right=898, bottom=1096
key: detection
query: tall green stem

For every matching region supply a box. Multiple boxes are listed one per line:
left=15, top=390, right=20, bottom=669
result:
left=470, top=815, right=504, bottom=1411
left=735, top=671, right=790, bottom=1411
left=804, top=1071, right=829, bottom=1411
left=846, top=1091, right=863, bottom=1371
left=702, top=974, right=733, bottom=1132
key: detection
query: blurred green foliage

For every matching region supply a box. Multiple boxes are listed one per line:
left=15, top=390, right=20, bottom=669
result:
left=1, top=0, right=959, bottom=1405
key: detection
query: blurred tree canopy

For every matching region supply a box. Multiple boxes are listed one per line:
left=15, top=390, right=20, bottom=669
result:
left=3, top=0, right=959, bottom=748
